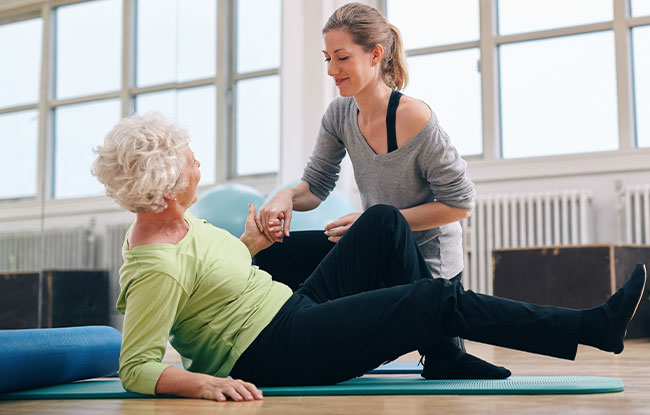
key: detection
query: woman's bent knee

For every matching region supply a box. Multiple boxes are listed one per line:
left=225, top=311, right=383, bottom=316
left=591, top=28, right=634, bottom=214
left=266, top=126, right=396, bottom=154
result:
left=361, top=204, right=404, bottom=227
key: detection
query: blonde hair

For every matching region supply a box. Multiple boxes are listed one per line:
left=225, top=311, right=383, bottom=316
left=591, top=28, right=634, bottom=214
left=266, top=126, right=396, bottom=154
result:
left=323, top=2, right=408, bottom=90
left=92, top=112, right=190, bottom=213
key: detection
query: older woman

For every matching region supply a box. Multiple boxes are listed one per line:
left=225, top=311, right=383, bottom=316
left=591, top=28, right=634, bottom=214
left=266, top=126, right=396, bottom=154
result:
left=92, top=112, right=645, bottom=402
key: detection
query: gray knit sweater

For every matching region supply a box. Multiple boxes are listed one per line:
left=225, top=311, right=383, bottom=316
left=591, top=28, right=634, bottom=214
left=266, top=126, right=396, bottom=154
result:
left=302, top=96, right=475, bottom=279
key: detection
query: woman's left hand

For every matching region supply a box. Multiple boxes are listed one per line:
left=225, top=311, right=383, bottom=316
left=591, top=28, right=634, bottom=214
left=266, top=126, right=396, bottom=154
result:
left=324, top=212, right=362, bottom=243
left=241, top=204, right=280, bottom=256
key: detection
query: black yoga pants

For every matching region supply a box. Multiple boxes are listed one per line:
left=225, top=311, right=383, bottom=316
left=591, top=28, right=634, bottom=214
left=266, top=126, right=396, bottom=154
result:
left=231, top=205, right=580, bottom=386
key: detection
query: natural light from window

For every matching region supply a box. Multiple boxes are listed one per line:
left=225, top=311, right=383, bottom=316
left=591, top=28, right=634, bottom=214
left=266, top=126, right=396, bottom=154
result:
left=498, top=0, right=612, bottom=35
left=631, top=0, right=650, bottom=16
left=136, top=0, right=216, bottom=87
left=236, top=75, right=280, bottom=175
left=387, top=0, right=479, bottom=49
left=0, top=19, right=41, bottom=109
left=0, top=110, right=38, bottom=199
left=500, top=32, right=618, bottom=158
left=54, top=99, right=121, bottom=199
left=55, top=0, right=121, bottom=100
left=405, top=49, right=483, bottom=156
left=633, top=25, right=650, bottom=147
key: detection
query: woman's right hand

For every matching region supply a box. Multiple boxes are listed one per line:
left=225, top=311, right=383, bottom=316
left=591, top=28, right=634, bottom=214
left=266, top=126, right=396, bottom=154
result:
left=155, top=366, right=262, bottom=402
left=198, top=376, right=263, bottom=402
left=257, top=188, right=294, bottom=242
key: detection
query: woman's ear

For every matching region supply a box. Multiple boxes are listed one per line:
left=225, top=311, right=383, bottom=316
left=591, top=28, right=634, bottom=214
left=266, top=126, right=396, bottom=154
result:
left=162, top=188, right=175, bottom=201
left=372, top=44, right=385, bottom=66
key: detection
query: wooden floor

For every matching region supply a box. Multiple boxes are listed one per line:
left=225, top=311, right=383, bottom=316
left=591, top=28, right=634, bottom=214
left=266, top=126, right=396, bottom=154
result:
left=1, top=339, right=649, bottom=415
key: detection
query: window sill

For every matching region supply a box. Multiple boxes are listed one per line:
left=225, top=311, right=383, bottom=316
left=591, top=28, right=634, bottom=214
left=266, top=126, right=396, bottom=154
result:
left=467, top=148, right=650, bottom=183
left=0, top=176, right=279, bottom=222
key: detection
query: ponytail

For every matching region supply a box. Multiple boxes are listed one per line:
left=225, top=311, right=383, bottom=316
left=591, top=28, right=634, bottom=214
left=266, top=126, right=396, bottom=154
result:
left=385, top=24, right=408, bottom=90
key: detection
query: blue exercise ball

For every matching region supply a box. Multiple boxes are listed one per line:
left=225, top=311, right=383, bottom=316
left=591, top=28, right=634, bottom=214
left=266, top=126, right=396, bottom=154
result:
left=190, top=184, right=265, bottom=237
left=264, top=181, right=357, bottom=231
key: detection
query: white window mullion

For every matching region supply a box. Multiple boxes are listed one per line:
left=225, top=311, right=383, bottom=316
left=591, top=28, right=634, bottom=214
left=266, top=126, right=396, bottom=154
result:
left=214, top=0, right=226, bottom=183
left=479, top=0, right=500, bottom=160
left=222, top=0, right=234, bottom=180
left=613, top=0, right=635, bottom=150
left=38, top=2, right=53, bottom=203
left=121, top=0, right=134, bottom=118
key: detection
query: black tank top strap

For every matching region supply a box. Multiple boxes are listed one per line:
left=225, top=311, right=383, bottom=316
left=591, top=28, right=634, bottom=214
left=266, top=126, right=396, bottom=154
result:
left=386, top=90, right=403, bottom=153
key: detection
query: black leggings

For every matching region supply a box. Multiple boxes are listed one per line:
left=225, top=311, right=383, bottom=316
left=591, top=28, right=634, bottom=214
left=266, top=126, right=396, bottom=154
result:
left=232, top=205, right=580, bottom=386
left=253, top=230, right=336, bottom=291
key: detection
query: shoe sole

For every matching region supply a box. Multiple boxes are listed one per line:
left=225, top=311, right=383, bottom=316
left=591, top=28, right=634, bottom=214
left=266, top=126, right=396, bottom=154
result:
left=623, top=264, right=647, bottom=340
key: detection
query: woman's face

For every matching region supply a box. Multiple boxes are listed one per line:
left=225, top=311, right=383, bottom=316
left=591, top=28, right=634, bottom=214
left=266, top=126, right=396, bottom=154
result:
left=323, top=29, right=380, bottom=97
left=175, top=147, right=201, bottom=208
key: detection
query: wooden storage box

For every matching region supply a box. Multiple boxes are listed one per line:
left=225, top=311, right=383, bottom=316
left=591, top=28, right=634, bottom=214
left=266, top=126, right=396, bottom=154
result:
left=493, top=245, right=650, bottom=338
left=0, top=270, right=110, bottom=329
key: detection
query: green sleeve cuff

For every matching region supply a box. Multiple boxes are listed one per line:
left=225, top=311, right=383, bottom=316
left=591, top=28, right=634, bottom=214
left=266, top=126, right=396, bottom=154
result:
left=121, top=362, right=170, bottom=396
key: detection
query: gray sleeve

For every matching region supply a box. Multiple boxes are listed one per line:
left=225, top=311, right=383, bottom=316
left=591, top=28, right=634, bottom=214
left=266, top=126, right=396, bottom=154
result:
left=421, top=117, right=475, bottom=211
left=301, top=102, right=347, bottom=201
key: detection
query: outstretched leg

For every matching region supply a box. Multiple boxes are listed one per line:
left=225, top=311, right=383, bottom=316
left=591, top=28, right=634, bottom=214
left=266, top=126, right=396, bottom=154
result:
left=231, top=265, right=645, bottom=386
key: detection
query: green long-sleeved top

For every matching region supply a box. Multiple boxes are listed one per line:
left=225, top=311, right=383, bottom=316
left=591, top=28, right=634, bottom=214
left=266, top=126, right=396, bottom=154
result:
left=116, top=211, right=292, bottom=395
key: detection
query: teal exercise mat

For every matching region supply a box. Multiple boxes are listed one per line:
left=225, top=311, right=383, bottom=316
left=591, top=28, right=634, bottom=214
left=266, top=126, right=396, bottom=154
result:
left=0, top=376, right=624, bottom=400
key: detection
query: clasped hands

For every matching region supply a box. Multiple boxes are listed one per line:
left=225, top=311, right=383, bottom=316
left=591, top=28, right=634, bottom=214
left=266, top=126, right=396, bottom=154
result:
left=254, top=189, right=361, bottom=244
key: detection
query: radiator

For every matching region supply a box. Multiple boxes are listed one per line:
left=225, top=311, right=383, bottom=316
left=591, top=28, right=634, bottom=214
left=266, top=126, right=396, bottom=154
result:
left=0, top=226, right=95, bottom=271
left=461, top=189, right=592, bottom=295
left=623, top=184, right=650, bottom=245
left=103, top=223, right=131, bottom=309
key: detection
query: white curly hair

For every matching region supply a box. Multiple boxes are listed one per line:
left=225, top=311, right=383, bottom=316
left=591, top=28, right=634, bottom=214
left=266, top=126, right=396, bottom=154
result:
left=92, top=112, right=191, bottom=213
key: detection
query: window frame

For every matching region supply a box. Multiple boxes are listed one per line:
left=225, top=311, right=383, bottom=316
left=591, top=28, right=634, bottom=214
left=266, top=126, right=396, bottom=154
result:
left=0, top=0, right=280, bottom=220
left=381, top=0, right=650, bottom=182
left=231, top=0, right=281, bottom=177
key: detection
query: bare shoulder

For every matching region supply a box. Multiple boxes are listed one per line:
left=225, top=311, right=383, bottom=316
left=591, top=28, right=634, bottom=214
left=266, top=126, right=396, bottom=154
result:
left=395, top=95, right=432, bottom=144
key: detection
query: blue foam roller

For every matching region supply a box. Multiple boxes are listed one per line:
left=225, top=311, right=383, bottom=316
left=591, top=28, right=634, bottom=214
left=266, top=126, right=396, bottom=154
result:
left=0, top=326, right=121, bottom=393
left=190, top=184, right=265, bottom=237
left=265, top=180, right=357, bottom=231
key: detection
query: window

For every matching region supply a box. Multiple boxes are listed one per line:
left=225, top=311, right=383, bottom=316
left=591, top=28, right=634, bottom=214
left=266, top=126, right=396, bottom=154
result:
left=387, top=0, right=478, bottom=49
left=136, top=0, right=216, bottom=87
left=0, top=18, right=42, bottom=108
left=500, top=32, right=618, bottom=158
left=0, top=0, right=282, bottom=206
left=55, top=0, right=122, bottom=100
left=235, top=75, right=280, bottom=175
left=405, top=49, right=482, bottom=156
left=386, top=0, right=648, bottom=163
left=633, top=26, right=650, bottom=147
left=0, top=17, right=42, bottom=200
left=0, top=110, right=39, bottom=199
left=234, top=0, right=281, bottom=176
left=631, top=0, right=650, bottom=17
left=498, top=0, right=612, bottom=35
left=54, top=100, right=121, bottom=199
left=236, top=0, right=280, bottom=73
